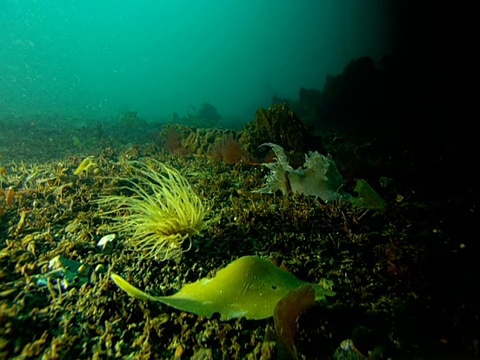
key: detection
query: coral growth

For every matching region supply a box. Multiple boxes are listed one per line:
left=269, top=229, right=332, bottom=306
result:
left=239, top=103, right=323, bottom=161
left=118, top=111, right=143, bottom=129
left=162, top=126, right=187, bottom=156
left=210, top=135, right=245, bottom=164
left=184, top=102, right=222, bottom=128
left=159, top=124, right=242, bottom=161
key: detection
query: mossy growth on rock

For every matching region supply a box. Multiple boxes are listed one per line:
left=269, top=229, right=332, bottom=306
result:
left=239, top=103, right=324, bottom=161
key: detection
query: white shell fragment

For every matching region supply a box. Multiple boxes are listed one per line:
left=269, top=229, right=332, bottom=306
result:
left=97, top=234, right=116, bottom=250
left=77, top=264, right=88, bottom=276
left=48, top=255, right=63, bottom=270
left=90, top=264, right=106, bottom=283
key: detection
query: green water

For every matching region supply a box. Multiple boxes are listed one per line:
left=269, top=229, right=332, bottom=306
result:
left=1, top=0, right=394, bottom=126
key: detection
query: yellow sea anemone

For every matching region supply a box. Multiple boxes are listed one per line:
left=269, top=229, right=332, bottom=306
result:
left=97, top=160, right=210, bottom=261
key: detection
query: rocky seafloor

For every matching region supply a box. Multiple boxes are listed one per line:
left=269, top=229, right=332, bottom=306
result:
left=0, top=117, right=478, bottom=359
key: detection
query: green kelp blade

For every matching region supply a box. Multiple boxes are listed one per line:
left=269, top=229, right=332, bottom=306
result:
left=352, top=179, right=385, bottom=212
left=111, top=273, right=157, bottom=301
left=111, top=256, right=334, bottom=320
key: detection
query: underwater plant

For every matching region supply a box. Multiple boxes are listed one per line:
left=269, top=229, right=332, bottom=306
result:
left=97, top=160, right=210, bottom=260
left=74, top=156, right=95, bottom=175
left=118, top=111, right=142, bottom=128
left=184, top=102, right=222, bottom=128
left=254, top=143, right=349, bottom=202
left=111, top=255, right=334, bottom=320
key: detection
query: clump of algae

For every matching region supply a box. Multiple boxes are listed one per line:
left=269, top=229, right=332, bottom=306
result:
left=97, top=160, right=210, bottom=260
